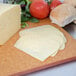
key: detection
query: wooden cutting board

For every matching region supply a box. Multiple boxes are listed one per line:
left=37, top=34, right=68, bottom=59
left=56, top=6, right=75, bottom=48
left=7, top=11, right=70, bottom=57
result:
left=0, top=18, right=76, bottom=76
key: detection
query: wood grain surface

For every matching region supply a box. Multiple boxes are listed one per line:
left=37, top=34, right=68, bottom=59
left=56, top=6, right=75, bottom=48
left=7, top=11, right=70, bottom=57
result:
left=0, top=18, right=76, bottom=76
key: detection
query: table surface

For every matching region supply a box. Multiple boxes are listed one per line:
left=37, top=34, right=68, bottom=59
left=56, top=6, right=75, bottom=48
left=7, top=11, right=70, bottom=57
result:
left=24, top=23, right=76, bottom=76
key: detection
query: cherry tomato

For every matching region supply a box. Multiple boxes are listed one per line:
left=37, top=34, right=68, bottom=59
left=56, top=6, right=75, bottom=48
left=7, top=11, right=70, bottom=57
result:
left=50, top=0, right=63, bottom=11
left=30, top=0, right=50, bottom=19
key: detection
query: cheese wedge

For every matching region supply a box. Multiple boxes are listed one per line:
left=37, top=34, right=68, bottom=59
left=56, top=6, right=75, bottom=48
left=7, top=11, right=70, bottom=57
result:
left=15, top=25, right=66, bottom=61
left=0, top=4, right=21, bottom=45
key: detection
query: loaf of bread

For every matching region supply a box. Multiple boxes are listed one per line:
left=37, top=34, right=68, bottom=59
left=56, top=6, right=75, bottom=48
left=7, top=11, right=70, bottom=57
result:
left=50, top=4, right=76, bottom=27
left=64, top=0, right=76, bottom=7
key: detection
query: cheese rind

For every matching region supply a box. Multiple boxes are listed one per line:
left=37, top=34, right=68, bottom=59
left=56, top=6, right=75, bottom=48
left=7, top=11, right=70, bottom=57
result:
left=0, top=4, right=21, bottom=45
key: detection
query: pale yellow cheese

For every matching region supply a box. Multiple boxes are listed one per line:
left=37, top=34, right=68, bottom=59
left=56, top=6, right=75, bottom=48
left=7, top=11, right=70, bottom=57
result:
left=0, top=4, right=21, bottom=45
left=15, top=34, right=60, bottom=61
left=51, top=50, right=58, bottom=57
left=20, top=25, right=67, bottom=50
left=20, top=25, right=66, bottom=43
left=15, top=25, right=67, bottom=61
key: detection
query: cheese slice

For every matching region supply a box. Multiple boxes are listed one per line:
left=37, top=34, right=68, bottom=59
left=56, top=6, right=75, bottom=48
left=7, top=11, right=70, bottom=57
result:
left=0, top=4, right=21, bottom=45
left=20, top=25, right=66, bottom=43
left=15, top=34, right=60, bottom=61
left=15, top=25, right=67, bottom=61
left=51, top=50, right=58, bottom=57
left=20, top=25, right=67, bottom=50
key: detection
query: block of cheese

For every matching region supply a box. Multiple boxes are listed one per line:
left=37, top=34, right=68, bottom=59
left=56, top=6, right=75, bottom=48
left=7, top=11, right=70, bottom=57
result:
left=15, top=25, right=67, bottom=61
left=0, top=4, right=21, bottom=45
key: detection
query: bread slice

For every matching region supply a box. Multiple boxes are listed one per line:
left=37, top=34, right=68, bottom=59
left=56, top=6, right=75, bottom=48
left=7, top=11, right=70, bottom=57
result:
left=50, top=4, right=76, bottom=27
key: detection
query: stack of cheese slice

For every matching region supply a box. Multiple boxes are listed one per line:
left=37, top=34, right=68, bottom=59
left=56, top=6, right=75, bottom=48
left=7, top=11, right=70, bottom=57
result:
left=15, top=25, right=67, bottom=61
left=0, top=4, right=21, bottom=45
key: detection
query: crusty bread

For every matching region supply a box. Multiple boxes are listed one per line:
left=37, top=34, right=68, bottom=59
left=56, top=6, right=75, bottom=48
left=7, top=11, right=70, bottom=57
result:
left=50, top=4, right=76, bottom=27
left=64, top=0, right=76, bottom=7
left=64, top=0, right=76, bottom=24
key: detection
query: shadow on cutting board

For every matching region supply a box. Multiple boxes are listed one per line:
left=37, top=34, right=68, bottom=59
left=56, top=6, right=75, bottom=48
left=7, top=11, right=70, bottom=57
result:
left=63, top=23, right=76, bottom=39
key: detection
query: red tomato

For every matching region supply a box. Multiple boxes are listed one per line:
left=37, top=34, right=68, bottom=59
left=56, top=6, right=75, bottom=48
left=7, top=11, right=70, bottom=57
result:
left=50, top=0, right=63, bottom=11
left=30, top=0, right=50, bottom=19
